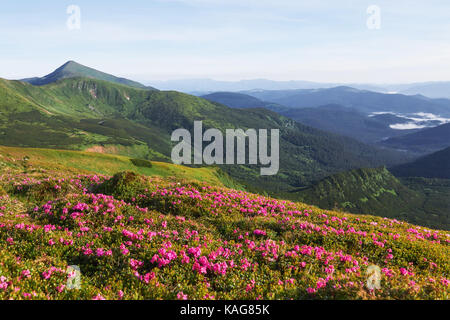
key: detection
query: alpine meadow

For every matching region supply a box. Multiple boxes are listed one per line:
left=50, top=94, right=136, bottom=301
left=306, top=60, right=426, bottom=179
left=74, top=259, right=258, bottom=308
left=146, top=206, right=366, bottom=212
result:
left=0, top=1, right=449, bottom=305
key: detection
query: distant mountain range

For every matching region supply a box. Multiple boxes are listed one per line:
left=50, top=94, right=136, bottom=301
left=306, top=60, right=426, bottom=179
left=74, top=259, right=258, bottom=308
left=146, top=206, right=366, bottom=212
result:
left=148, top=79, right=387, bottom=94
left=242, top=86, right=450, bottom=116
left=148, top=78, right=450, bottom=99
left=22, top=61, right=156, bottom=90
left=200, top=91, right=449, bottom=147
left=201, top=92, right=272, bottom=109
left=380, top=123, right=450, bottom=154
left=201, top=92, right=285, bottom=111
left=386, top=82, right=450, bottom=99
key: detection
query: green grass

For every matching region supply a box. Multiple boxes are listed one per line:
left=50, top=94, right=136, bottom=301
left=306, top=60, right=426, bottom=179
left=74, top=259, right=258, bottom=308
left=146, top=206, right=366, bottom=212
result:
left=0, top=146, right=232, bottom=188
left=295, top=167, right=450, bottom=230
left=0, top=161, right=448, bottom=300
left=391, top=147, right=450, bottom=179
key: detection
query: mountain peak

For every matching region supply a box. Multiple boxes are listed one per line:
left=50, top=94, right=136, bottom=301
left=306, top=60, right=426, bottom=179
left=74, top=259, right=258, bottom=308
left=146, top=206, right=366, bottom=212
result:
left=60, top=60, right=80, bottom=68
left=22, top=61, right=155, bottom=90
left=50, top=60, right=87, bottom=75
left=63, top=60, right=77, bottom=65
left=326, top=86, right=363, bottom=93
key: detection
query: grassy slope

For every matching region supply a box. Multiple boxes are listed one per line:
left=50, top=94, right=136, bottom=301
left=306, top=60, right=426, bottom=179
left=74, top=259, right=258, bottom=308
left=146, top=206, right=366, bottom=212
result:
left=390, top=147, right=450, bottom=179
left=401, top=177, right=450, bottom=221
left=0, top=78, right=172, bottom=159
left=295, top=167, right=450, bottom=230
left=0, top=149, right=448, bottom=300
left=0, top=146, right=234, bottom=188
left=0, top=77, right=150, bottom=118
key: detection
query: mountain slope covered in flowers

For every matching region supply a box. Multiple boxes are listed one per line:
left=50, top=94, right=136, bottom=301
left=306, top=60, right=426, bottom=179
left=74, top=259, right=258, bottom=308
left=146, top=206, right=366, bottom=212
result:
left=0, top=149, right=448, bottom=300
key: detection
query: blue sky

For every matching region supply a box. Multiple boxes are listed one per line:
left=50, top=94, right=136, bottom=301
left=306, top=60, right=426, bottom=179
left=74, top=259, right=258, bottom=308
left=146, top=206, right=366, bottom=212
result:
left=1, top=0, right=450, bottom=83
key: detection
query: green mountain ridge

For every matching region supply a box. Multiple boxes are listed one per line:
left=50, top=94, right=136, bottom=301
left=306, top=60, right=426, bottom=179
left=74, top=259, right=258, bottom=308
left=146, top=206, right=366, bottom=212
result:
left=21, top=61, right=156, bottom=90
left=295, top=167, right=449, bottom=230
left=0, top=75, right=410, bottom=197
left=390, top=147, right=450, bottom=179
left=201, top=91, right=285, bottom=110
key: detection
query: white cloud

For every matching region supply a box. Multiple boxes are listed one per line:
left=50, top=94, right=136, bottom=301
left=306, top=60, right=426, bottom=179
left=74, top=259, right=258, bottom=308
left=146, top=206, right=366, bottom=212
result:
left=386, top=112, right=450, bottom=130
left=390, top=123, right=428, bottom=130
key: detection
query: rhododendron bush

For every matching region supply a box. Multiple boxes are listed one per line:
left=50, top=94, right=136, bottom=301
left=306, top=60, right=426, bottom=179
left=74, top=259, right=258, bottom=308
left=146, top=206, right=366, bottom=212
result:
left=0, top=170, right=448, bottom=300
